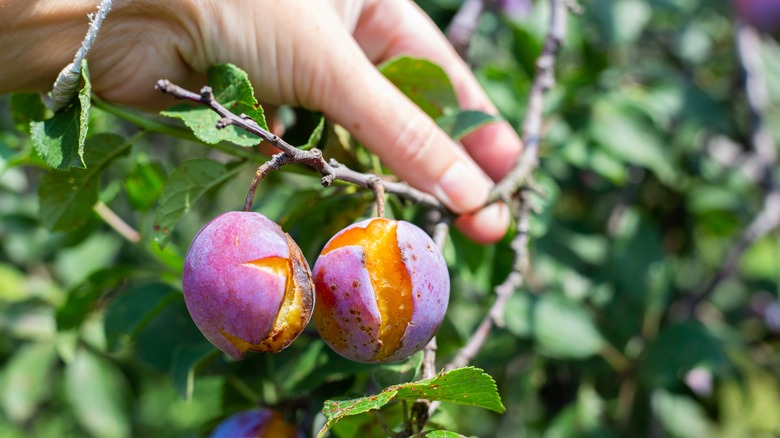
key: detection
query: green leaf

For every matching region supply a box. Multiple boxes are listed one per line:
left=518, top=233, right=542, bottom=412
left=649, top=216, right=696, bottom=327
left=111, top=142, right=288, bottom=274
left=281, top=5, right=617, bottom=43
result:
left=38, top=133, right=130, bottom=231
left=153, top=159, right=245, bottom=247
left=640, top=322, right=728, bottom=388
left=371, top=351, right=424, bottom=389
left=504, top=292, right=534, bottom=338
left=299, top=114, right=326, bottom=150
left=533, top=293, right=605, bottom=359
left=528, top=173, right=560, bottom=238
left=9, top=93, right=49, bottom=133
left=133, top=298, right=207, bottom=371
left=0, top=263, right=29, bottom=302
left=56, top=266, right=137, bottom=331
left=379, top=56, right=458, bottom=119
left=410, top=431, right=466, bottom=438
left=1, top=342, right=58, bottom=423
left=652, top=389, right=713, bottom=438
left=318, top=367, right=504, bottom=436
left=30, top=59, right=91, bottom=169
left=161, top=63, right=267, bottom=146
left=103, top=282, right=181, bottom=352
left=125, top=159, right=167, bottom=211
left=65, top=349, right=130, bottom=438
left=591, top=98, right=677, bottom=186
left=170, top=343, right=218, bottom=401
left=277, top=341, right=327, bottom=395
left=436, top=110, right=502, bottom=141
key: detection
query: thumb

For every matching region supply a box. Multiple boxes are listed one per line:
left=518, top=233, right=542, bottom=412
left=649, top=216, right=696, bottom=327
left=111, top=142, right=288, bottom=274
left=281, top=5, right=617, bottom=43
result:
left=311, top=41, right=493, bottom=215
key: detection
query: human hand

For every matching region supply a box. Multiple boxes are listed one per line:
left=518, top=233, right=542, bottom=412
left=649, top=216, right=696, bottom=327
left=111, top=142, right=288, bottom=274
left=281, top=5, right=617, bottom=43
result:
left=5, top=0, right=524, bottom=243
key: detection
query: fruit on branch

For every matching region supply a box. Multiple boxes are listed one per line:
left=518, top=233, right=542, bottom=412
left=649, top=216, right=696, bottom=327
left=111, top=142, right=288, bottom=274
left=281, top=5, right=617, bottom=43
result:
left=182, top=211, right=314, bottom=360
left=733, top=0, right=780, bottom=33
left=312, top=218, right=450, bottom=363
left=209, top=409, right=305, bottom=438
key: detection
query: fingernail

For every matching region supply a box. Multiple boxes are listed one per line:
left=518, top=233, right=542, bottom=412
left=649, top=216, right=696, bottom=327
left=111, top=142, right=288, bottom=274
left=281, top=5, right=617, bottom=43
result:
left=455, top=202, right=511, bottom=244
left=433, top=160, right=491, bottom=213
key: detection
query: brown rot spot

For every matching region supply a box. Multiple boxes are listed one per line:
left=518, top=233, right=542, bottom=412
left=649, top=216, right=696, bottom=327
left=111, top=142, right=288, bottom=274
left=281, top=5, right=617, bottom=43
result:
left=426, top=244, right=433, bottom=251
left=352, top=279, right=360, bottom=288
left=411, top=253, right=418, bottom=262
left=330, top=284, right=336, bottom=291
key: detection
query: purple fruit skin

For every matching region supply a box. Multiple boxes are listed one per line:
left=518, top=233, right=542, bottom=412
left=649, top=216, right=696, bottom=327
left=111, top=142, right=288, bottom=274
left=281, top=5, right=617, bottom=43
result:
left=313, top=218, right=449, bottom=363
left=209, top=409, right=306, bottom=438
left=183, top=211, right=289, bottom=360
left=210, top=409, right=272, bottom=438
left=392, top=220, right=450, bottom=361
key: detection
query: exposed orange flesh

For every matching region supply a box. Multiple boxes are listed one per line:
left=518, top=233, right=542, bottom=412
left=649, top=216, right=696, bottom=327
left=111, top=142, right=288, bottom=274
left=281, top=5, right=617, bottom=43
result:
left=261, top=234, right=314, bottom=353
left=321, top=219, right=413, bottom=360
left=261, top=411, right=299, bottom=438
left=222, top=242, right=314, bottom=354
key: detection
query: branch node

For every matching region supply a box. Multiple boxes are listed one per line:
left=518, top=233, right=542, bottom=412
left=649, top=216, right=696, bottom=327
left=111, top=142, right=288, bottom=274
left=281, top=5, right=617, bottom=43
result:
left=216, top=117, right=232, bottom=129
left=321, top=175, right=335, bottom=187
left=199, top=86, right=213, bottom=101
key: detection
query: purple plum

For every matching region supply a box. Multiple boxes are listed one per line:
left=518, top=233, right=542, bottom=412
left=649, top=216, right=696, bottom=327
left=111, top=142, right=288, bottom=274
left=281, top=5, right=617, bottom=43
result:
left=182, top=211, right=314, bottom=360
left=210, top=409, right=305, bottom=438
left=312, top=218, right=450, bottom=363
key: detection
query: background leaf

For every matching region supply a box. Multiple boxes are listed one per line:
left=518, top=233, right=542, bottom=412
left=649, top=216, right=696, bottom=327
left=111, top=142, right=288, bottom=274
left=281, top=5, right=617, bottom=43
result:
left=38, top=133, right=129, bottom=231
left=152, top=159, right=245, bottom=246
left=65, top=348, right=131, bottom=438
left=161, top=63, right=267, bottom=146
left=1, top=342, right=57, bottom=423
left=533, top=293, right=605, bottom=359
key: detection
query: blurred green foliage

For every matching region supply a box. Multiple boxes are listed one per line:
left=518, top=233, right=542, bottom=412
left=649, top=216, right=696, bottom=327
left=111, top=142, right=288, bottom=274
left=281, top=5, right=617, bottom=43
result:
left=1, top=0, right=780, bottom=436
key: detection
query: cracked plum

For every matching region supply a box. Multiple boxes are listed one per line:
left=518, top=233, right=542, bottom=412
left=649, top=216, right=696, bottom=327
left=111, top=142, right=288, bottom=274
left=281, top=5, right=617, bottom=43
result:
left=182, top=211, right=314, bottom=360
left=312, top=218, right=450, bottom=363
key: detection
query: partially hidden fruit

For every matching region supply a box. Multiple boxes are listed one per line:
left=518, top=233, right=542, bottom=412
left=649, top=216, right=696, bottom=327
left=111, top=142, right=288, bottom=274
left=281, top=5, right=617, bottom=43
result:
left=210, top=409, right=305, bottom=438
left=312, top=218, right=450, bottom=363
left=182, top=211, right=314, bottom=360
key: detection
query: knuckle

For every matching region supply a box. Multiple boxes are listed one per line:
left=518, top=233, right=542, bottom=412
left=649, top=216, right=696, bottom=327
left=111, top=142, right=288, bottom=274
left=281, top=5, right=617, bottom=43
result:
left=390, top=113, right=438, bottom=167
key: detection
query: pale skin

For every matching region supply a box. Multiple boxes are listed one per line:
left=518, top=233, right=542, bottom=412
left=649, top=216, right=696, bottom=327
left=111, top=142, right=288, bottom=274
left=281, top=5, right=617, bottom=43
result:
left=0, top=0, right=523, bottom=243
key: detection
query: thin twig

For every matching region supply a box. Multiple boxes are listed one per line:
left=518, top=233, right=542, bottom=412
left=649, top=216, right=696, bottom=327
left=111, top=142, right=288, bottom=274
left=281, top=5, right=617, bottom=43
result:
left=93, top=201, right=141, bottom=243
left=51, top=0, right=113, bottom=111
left=489, top=0, right=567, bottom=203
left=445, top=196, right=530, bottom=371
left=155, top=80, right=443, bottom=212
left=370, top=178, right=386, bottom=218
left=446, top=0, right=488, bottom=58
left=444, top=0, right=566, bottom=371
left=688, top=22, right=780, bottom=316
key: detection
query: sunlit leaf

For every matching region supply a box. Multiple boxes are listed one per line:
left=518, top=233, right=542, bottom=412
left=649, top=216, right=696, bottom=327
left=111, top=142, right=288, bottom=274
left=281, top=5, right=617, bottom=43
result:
left=161, top=63, right=267, bottom=146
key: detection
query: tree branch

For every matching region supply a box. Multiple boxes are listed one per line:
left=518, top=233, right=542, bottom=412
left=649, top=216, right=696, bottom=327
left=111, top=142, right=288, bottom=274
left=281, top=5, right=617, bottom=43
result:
left=154, top=80, right=443, bottom=212
left=490, top=0, right=566, bottom=203
left=688, top=22, right=780, bottom=316
left=444, top=0, right=567, bottom=371
left=446, top=0, right=488, bottom=58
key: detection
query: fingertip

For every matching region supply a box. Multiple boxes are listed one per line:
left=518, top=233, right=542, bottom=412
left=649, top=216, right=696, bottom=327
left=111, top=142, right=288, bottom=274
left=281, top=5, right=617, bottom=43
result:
left=454, top=202, right=511, bottom=245
left=433, top=159, right=492, bottom=214
left=461, top=120, right=523, bottom=181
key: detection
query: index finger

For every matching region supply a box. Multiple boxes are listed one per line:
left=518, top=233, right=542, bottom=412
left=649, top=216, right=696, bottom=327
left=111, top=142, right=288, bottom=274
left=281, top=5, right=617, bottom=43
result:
left=353, top=0, right=524, bottom=181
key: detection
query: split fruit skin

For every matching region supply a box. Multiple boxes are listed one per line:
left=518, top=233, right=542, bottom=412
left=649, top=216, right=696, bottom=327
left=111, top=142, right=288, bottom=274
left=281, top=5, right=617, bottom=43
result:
left=182, top=211, right=314, bottom=360
left=210, top=409, right=305, bottom=438
left=313, top=218, right=450, bottom=363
